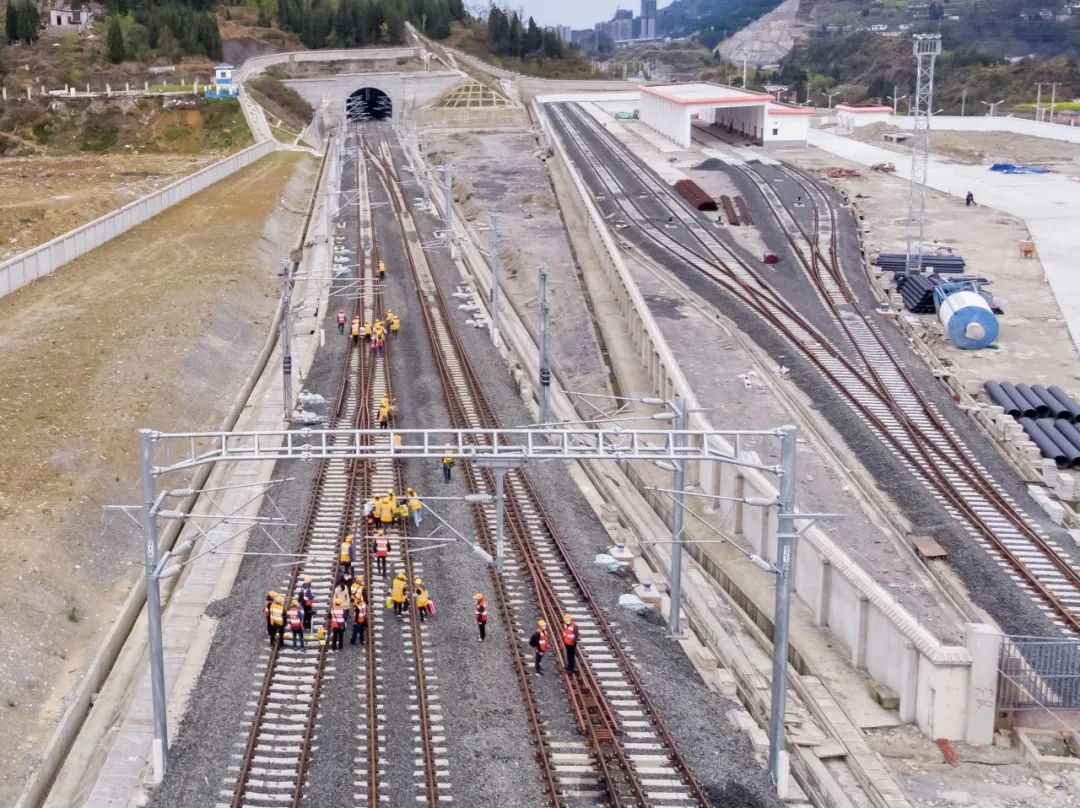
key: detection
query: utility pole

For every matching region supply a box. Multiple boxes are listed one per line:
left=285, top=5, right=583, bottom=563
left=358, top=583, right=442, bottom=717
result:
left=821, top=88, right=841, bottom=109
left=667, top=396, right=688, bottom=636
left=489, top=214, right=501, bottom=348
left=904, top=34, right=942, bottom=275
left=742, top=56, right=748, bottom=88
left=443, top=164, right=453, bottom=238
left=494, top=466, right=505, bottom=573
left=961, top=86, right=967, bottom=117
left=767, top=424, right=799, bottom=787
left=280, top=259, right=294, bottom=419
left=538, top=265, right=551, bottom=427
left=475, top=458, right=522, bottom=574
left=139, top=430, right=169, bottom=782
left=888, top=89, right=907, bottom=116
left=981, top=98, right=1004, bottom=117
left=1049, top=82, right=1060, bottom=124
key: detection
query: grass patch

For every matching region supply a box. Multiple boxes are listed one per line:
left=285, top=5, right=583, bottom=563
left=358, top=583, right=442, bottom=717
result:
left=1015, top=101, right=1080, bottom=111
left=149, top=83, right=198, bottom=93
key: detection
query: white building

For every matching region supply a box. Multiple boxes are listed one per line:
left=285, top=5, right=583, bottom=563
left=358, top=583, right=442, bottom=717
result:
left=45, top=6, right=93, bottom=34
left=835, top=103, right=894, bottom=129
left=638, top=82, right=811, bottom=148
left=554, top=24, right=572, bottom=44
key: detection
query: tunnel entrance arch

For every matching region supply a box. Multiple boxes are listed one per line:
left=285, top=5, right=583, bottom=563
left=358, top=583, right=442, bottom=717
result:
left=345, top=87, right=393, bottom=121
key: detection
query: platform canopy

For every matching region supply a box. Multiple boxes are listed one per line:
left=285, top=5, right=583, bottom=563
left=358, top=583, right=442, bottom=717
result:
left=638, top=82, right=810, bottom=148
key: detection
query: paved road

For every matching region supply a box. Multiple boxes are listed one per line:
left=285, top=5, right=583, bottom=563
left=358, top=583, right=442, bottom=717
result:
left=808, top=128, right=1080, bottom=353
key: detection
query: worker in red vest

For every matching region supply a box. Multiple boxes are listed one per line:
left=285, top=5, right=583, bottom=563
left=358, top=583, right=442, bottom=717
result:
left=562, top=613, right=579, bottom=674
left=474, top=593, right=488, bottom=641
left=350, top=595, right=368, bottom=647
left=329, top=603, right=346, bottom=650
left=372, top=529, right=390, bottom=577
left=336, top=308, right=346, bottom=334
left=529, top=619, right=549, bottom=675
left=287, top=599, right=305, bottom=649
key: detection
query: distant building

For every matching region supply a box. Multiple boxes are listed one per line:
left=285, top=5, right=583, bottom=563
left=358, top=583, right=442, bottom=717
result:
left=44, top=5, right=93, bottom=35
left=553, top=24, right=572, bottom=44
left=204, top=63, right=239, bottom=99
left=596, top=17, right=633, bottom=43
left=640, top=0, right=657, bottom=39
left=614, top=8, right=633, bottom=21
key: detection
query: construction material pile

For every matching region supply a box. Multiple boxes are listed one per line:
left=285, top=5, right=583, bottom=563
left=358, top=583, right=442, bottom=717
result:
left=985, top=381, right=1080, bottom=468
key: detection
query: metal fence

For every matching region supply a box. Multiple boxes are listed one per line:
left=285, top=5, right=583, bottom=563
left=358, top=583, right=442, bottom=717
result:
left=998, top=635, right=1080, bottom=710
left=0, top=138, right=275, bottom=299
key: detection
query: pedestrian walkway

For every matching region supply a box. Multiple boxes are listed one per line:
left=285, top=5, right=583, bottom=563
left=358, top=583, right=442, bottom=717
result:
left=808, top=128, right=1080, bottom=353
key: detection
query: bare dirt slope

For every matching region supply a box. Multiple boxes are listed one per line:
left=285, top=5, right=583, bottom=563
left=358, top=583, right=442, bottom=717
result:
left=0, top=150, right=314, bottom=804
left=0, top=153, right=219, bottom=261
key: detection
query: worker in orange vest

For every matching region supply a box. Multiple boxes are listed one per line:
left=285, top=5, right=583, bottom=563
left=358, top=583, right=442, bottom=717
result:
left=372, top=529, right=390, bottom=577
left=562, top=613, right=579, bottom=674
left=287, top=598, right=305, bottom=648
left=350, top=316, right=361, bottom=346
left=474, top=593, right=488, bottom=641
left=529, top=619, right=549, bottom=675
left=329, top=603, right=346, bottom=650
left=336, top=308, right=346, bottom=334
left=269, top=594, right=286, bottom=646
left=339, top=534, right=355, bottom=578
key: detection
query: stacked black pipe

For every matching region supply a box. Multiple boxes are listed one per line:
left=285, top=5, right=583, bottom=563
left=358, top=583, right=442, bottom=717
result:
left=875, top=253, right=966, bottom=273
left=986, top=381, right=1080, bottom=468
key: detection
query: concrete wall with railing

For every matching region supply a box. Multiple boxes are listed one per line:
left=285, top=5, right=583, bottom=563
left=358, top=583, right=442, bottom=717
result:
left=0, top=139, right=275, bottom=298
left=535, top=98, right=1001, bottom=744
left=829, top=112, right=1080, bottom=144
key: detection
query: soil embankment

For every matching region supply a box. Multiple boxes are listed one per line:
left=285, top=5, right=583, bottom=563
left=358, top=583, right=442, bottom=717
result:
left=0, top=150, right=315, bottom=805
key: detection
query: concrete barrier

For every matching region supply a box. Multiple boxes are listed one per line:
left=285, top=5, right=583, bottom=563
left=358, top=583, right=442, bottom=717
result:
left=535, top=98, right=1001, bottom=745
left=876, top=114, right=1080, bottom=144
left=0, top=139, right=276, bottom=299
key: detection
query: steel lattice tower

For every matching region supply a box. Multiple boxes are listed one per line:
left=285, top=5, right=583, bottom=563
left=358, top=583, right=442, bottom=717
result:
left=905, top=34, right=942, bottom=274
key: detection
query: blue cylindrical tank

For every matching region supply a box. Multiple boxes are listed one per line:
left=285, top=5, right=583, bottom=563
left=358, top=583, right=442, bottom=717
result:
left=937, top=290, right=999, bottom=350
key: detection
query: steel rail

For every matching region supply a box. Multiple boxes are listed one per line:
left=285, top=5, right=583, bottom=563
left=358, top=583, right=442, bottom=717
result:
left=554, top=101, right=1080, bottom=633
left=363, top=125, right=562, bottom=804
left=746, top=160, right=1080, bottom=631
left=353, top=128, right=382, bottom=808
left=361, top=126, right=442, bottom=806
left=370, top=123, right=708, bottom=807
left=371, top=138, right=635, bottom=807
left=231, top=259, right=363, bottom=808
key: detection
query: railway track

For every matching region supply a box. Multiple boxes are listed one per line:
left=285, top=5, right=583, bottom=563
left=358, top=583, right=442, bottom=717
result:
left=355, top=127, right=448, bottom=806
left=366, top=123, right=708, bottom=808
left=222, top=208, right=363, bottom=807
left=548, top=101, right=1080, bottom=634
left=224, top=125, right=451, bottom=808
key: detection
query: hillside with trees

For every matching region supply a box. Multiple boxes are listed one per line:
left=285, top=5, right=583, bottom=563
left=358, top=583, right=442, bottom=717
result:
left=272, top=0, right=465, bottom=47
left=658, top=0, right=785, bottom=47
left=771, top=30, right=1080, bottom=115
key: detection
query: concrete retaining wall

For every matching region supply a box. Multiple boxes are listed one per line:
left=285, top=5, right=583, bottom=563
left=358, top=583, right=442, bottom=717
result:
left=0, top=139, right=276, bottom=299
left=856, top=114, right=1080, bottom=144
left=535, top=98, right=1001, bottom=744
left=233, top=47, right=422, bottom=82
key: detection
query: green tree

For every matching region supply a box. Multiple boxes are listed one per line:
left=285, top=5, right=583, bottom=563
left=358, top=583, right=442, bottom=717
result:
left=5, top=2, right=17, bottom=44
left=523, top=16, right=541, bottom=55
left=106, top=15, right=126, bottom=62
